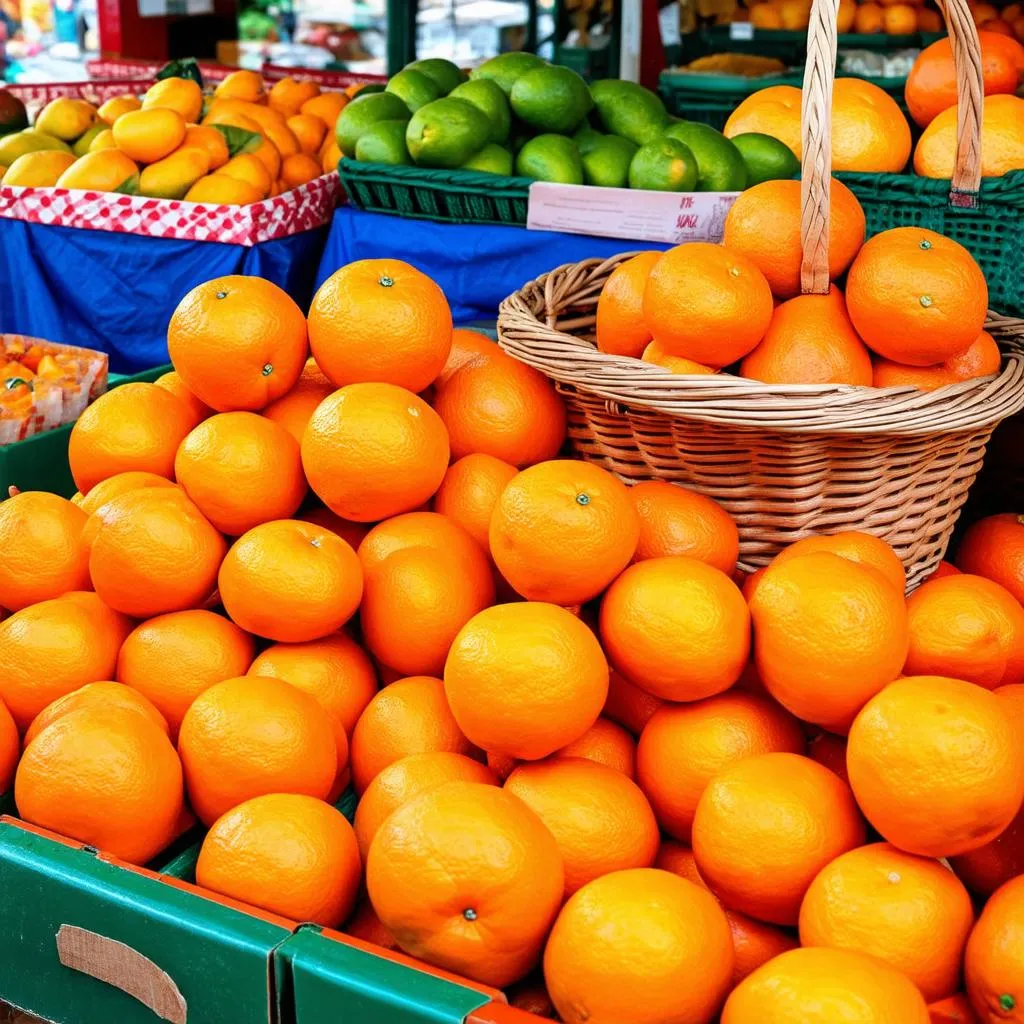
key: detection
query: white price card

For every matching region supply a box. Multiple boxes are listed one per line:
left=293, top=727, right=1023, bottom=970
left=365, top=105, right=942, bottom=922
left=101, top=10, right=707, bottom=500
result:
left=526, top=182, right=739, bottom=245
left=729, top=21, right=756, bottom=39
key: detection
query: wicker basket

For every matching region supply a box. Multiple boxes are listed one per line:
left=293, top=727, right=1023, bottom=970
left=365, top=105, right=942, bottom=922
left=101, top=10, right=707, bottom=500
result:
left=497, top=0, right=1024, bottom=590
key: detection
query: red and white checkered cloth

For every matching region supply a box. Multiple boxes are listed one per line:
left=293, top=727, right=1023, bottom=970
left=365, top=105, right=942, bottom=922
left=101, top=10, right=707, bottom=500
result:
left=85, top=59, right=234, bottom=82
left=5, top=79, right=155, bottom=108
left=0, top=173, right=343, bottom=246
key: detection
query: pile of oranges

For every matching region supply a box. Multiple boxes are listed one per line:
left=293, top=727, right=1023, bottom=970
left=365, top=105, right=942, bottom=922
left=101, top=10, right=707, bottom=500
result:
left=747, top=0, right=942, bottom=36
left=0, top=256, right=1022, bottom=1024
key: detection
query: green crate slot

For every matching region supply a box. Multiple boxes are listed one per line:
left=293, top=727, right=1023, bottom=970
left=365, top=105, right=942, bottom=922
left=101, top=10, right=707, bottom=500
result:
left=659, top=70, right=803, bottom=127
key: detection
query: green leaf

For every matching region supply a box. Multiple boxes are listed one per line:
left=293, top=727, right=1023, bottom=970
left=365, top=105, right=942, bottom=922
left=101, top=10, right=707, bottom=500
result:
left=116, top=174, right=140, bottom=196
left=210, top=124, right=263, bottom=157
left=156, top=57, right=204, bottom=87
left=4, top=377, right=33, bottom=391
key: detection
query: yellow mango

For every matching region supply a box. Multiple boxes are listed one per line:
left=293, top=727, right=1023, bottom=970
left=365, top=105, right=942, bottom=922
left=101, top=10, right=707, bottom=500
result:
left=57, top=150, right=140, bottom=193
left=1, top=150, right=77, bottom=186
left=88, top=129, right=118, bottom=153
left=35, top=97, right=95, bottom=142
left=97, top=94, right=142, bottom=125
left=138, top=146, right=212, bottom=199
left=112, top=108, right=187, bottom=164
left=218, top=152, right=272, bottom=197
left=143, top=77, right=203, bottom=123
left=181, top=125, right=229, bottom=169
left=0, top=130, right=71, bottom=166
left=184, top=173, right=263, bottom=205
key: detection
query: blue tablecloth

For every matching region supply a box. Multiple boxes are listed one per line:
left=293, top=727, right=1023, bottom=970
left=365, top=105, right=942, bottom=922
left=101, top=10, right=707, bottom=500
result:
left=0, top=220, right=330, bottom=374
left=317, top=207, right=673, bottom=324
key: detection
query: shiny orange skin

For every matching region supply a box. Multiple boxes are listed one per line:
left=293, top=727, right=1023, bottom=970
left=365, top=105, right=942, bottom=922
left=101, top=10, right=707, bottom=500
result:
left=722, top=947, right=932, bottom=1023
left=749, top=552, right=909, bottom=733
left=996, top=683, right=1024, bottom=736
left=174, top=412, right=307, bottom=536
left=117, top=610, right=255, bottom=738
left=637, top=692, right=806, bottom=842
left=772, top=530, right=907, bottom=594
left=915, top=94, right=1024, bottom=179
left=0, top=492, right=90, bottom=610
left=349, top=675, right=476, bottom=794
left=799, top=842, right=975, bottom=1001
left=308, top=260, right=452, bottom=393
left=196, top=793, right=361, bottom=927
left=0, top=698, right=18, bottom=791
left=76, top=470, right=176, bottom=517
left=965, top=874, right=1024, bottom=1024
left=433, top=453, right=518, bottom=550
left=628, top=481, right=739, bottom=575
left=155, top=370, right=213, bottom=427
left=874, top=331, right=1002, bottom=390
left=905, top=574, right=1024, bottom=688
left=505, top=758, right=659, bottom=897
left=297, top=505, right=370, bottom=551
left=167, top=276, right=308, bottom=412
left=433, top=351, right=566, bottom=467
left=692, top=752, right=866, bottom=925
left=928, top=994, right=982, bottom=1024
left=261, top=359, right=335, bottom=444
left=444, top=602, right=609, bottom=761
left=16, top=706, right=184, bottom=864
left=218, top=519, right=363, bottom=643
left=847, top=676, right=1024, bottom=858
left=601, top=670, right=664, bottom=736
left=950, top=804, right=1024, bottom=898
left=543, top=868, right=734, bottom=1024
left=344, top=898, right=398, bottom=950
left=25, top=681, right=168, bottom=747
left=302, top=383, right=449, bottom=522
left=490, top=460, right=640, bottom=606
left=68, top=383, right=196, bottom=493
left=434, top=328, right=496, bottom=387
left=723, top=179, right=866, bottom=299
left=807, top=731, right=849, bottom=783
left=600, top=556, right=750, bottom=702
left=642, top=243, right=773, bottom=367
left=554, top=716, right=636, bottom=778
left=956, top=514, right=1024, bottom=606
left=179, top=675, right=337, bottom=826
left=357, top=511, right=484, bottom=574
left=595, top=251, right=660, bottom=358
left=367, top=781, right=565, bottom=987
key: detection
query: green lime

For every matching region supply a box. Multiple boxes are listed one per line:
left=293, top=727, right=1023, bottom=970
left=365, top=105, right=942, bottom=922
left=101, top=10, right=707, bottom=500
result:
left=590, top=79, right=667, bottom=146
left=581, top=134, right=637, bottom=188
left=386, top=68, right=441, bottom=113
left=449, top=79, right=511, bottom=144
left=730, top=132, right=800, bottom=186
left=573, top=125, right=604, bottom=156
left=336, top=92, right=411, bottom=156
left=628, top=137, right=698, bottom=192
left=510, top=65, right=593, bottom=134
left=461, top=142, right=514, bottom=175
left=407, top=57, right=464, bottom=95
left=470, top=52, right=546, bottom=95
left=354, top=120, right=412, bottom=165
left=515, top=134, right=583, bottom=184
left=663, top=121, right=747, bottom=191
left=406, top=97, right=491, bottom=168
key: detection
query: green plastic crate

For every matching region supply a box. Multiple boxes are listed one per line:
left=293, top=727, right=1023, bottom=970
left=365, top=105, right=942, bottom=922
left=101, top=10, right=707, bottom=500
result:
left=676, top=26, right=808, bottom=65
left=659, top=69, right=803, bottom=127
left=554, top=44, right=613, bottom=81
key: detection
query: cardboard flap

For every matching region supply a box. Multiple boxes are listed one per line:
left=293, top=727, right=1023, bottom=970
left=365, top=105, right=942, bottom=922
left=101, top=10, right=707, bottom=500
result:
left=56, top=925, right=187, bottom=1024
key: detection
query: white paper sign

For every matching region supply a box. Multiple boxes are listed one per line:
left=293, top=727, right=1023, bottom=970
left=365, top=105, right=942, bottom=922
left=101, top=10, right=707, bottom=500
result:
left=526, top=182, right=739, bottom=244
left=729, top=21, right=755, bottom=39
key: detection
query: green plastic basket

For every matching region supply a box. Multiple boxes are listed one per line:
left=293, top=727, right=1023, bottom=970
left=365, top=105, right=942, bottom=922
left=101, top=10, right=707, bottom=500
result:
left=338, top=158, right=531, bottom=226
left=659, top=69, right=803, bottom=127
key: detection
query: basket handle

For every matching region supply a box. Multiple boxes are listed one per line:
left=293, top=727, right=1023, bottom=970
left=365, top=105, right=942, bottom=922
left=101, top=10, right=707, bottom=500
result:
left=799, top=0, right=985, bottom=295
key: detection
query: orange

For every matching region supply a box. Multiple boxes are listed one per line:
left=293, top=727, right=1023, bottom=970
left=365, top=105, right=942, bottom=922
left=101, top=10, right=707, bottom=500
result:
left=353, top=751, right=496, bottom=859
left=599, top=556, right=750, bottom=701
left=847, top=676, right=1024, bottom=858
left=692, top=752, right=866, bottom=925
left=179, top=675, right=336, bottom=826
left=117, top=609, right=255, bottom=737
left=298, top=505, right=369, bottom=551
left=68, top=382, right=196, bottom=493
left=357, top=511, right=484, bottom=575
left=506, top=758, right=659, bottom=896
left=508, top=979, right=557, bottom=1018
left=489, top=460, right=640, bottom=606
left=916, top=94, right=1024, bottom=179
left=636, top=692, right=806, bottom=842
left=218, top=519, right=363, bottom=642
left=433, top=453, right=518, bottom=549
left=654, top=840, right=706, bottom=886
left=724, top=84, right=803, bottom=157
left=76, top=470, right=175, bottom=517
left=749, top=552, right=909, bottom=732
left=847, top=227, right=989, bottom=366
left=554, top=716, right=636, bottom=777
left=722, top=178, right=866, bottom=299
left=215, top=70, right=265, bottom=102
left=286, top=113, right=327, bottom=153
left=807, top=731, right=849, bottom=783
left=905, top=32, right=1022, bottom=128
left=179, top=126, right=230, bottom=171
left=602, top=669, right=664, bottom=735
left=433, top=351, right=567, bottom=468
left=778, top=0, right=810, bottom=29
left=884, top=3, right=918, bottom=32
left=444, top=602, right=608, bottom=760
left=905, top=574, right=1024, bottom=687
left=367, top=781, right=564, bottom=986
left=997, top=682, right=1024, bottom=735
left=261, top=357, right=335, bottom=444
left=957, top=513, right=1024, bottom=605
left=875, top=331, right=1002, bottom=389
left=154, top=369, right=213, bottom=426
left=269, top=76, right=320, bottom=116
left=595, top=251, right=661, bottom=357
left=740, top=289, right=874, bottom=385
left=642, top=242, right=773, bottom=366
left=722, top=947, right=931, bottom=1023
left=174, top=412, right=307, bottom=535
left=15, top=705, right=183, bottom=863
left=799, top=842, right=975, bottom=1001
left=964, top=874, right=1024, bottom=1024
left=771, top=529, right=907, bottom=594
left=0, top=491, right=90, bottom=610
left=543, top=868, right=734, bottom=1024
left=301, top=92, right=348, bottom=127
left=640, top=346, right=717, bottom=374
left=917, top=7, right=941, bottom=29
left=349, top=675, right=476, bottom=793
left=0, top=697, right=17, bottom=792
left=196, top=793, right=360, bottom=926
left=308, top=260, right=452, bottom=393
left=111, top=107, right=186, bottom=163
left=931, top=559, right=964, bottom=580
left=435, top=328, right=496, bottom=387
left=345, top=898, right=398, bottom=949
left=280, top=152, right=322, bottom=188
left=627, top=480, right=738, bottom=575
left=88, top=487, right=226, bottom=618
left=301, top=383, right=449, bottom=522
left=167, top=275, right=308, bottom=412
left=751, top=3, right=783, bottom=26
left=926, top=994, right=981, bottom=1024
